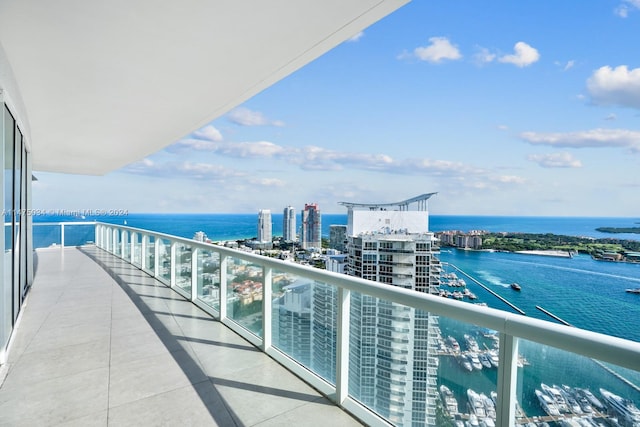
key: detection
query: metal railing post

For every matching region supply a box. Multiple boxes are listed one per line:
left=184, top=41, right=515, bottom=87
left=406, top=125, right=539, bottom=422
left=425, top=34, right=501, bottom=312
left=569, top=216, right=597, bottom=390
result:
left=141, top=234, right=147, bottom=270
left=170, top=241, right=176, bottom=288
left=60, top=223, right=65, bottom=248
left=262, top=266, right=272, bottom=352
left=154, top=237, right=160, bottom=278
left=219, top=255, right=228, bottom=321
left=191, top=247, right=198, bottom=302
left=336, top=287, right=351, bottom=404
left=496, top=332, right=519, bottom=427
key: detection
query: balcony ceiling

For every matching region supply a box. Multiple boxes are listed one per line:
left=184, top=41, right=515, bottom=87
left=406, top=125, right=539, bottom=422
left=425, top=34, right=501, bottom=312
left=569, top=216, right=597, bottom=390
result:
left=0, top=0, right=408, bottom=175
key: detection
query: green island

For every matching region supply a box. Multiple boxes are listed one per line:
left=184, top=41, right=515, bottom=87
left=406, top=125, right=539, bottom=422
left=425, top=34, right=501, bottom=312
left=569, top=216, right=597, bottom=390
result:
left=595, top=227, right=640, bottom=234
left=477, top=232, right=640, bottom=259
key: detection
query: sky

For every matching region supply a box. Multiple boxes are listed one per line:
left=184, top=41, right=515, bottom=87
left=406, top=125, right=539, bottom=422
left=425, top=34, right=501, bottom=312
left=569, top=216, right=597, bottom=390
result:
left=33, top=0, right=640, bottom=216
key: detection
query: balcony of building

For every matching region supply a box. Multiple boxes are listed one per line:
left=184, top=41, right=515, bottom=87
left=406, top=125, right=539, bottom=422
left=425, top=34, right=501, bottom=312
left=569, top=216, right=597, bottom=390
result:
left=0, top=245, right=360, bottom=426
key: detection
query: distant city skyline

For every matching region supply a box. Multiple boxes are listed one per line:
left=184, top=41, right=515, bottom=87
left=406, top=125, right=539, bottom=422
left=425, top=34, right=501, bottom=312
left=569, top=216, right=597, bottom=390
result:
left=33, top=1, right=640, bottom=216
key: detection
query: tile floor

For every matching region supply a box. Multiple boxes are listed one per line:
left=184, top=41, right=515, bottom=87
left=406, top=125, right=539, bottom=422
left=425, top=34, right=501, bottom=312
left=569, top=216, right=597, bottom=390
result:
left=0, top=246, right=361, bottom=426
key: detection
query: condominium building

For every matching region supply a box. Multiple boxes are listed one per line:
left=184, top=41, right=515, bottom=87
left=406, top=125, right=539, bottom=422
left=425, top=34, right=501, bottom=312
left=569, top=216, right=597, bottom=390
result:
left=258, top=209, right=272, bottom=244
left=340, top=193, right=441, bottom=426
left=329, top=224, right=348, bottom=252
left=283, top=206, right=296, bottom=242
left=301, top=203, right=321, bottom=250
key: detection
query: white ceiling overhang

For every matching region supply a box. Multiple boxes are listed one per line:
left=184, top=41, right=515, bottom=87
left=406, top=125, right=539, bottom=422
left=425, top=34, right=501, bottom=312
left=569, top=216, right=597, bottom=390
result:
left=0, top=0, right=409, bottom=174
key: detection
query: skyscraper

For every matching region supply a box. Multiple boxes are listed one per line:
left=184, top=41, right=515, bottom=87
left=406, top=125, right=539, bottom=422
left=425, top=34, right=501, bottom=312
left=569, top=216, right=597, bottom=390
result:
left=329, top=225, right=347, bottom=252
left=301, top=203, right=321, bottom=250
left=283, top=206, right=296, bottom=242
left=257, top=209, right=272, bottom=246
left=340, top=193, right=441, bottom=426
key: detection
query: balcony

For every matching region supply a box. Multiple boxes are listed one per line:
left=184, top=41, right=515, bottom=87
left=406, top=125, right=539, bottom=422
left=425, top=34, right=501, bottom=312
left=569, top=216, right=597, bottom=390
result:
left=3, top=221, right=640, bottom=427
left=0, top=244, right=359, bottom=426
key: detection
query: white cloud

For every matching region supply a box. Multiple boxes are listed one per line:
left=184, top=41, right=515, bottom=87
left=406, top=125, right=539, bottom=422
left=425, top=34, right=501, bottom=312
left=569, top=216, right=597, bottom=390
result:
left=400, top=36, right=462, bottom=63
left=615, top=0, right=640, bottom=17
left=520, top=128, right=640, bottom=152
left=605, top=113, right=617, bottom=121
left=348, top=31, right=364, bottom=42
left=563, top=60, right=575, bottom=71
left=497, top=125, right=509, bottom=131
left=490, top=175, right=527, bottom=184
left=473, top=47, right=496, bottom=65
left=216, top=141, right=286, bottom=158
left=527, top=152, right=583, bottom=168
left=124, top=159, right=246, bottom=180
left=587, top=65, right=640, bottom=109
left=248, top=178, right=286, bottom=187
left=498, top=42, right=540, bottom=67
left=193, top=125, right=223, bottom=142
left=227, top=107, right=285, bottom=127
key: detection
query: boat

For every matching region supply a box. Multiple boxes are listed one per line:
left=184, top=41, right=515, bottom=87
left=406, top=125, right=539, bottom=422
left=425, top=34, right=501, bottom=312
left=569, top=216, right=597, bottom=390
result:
left=510, top=282, right=521, bottom=291
left=467, top=413, right=480, bottom=427
left=578, top=388, right=604, bottom=411
left=542, top=383, right=570, bottom=413
left=479, top=352, right=493, bottom=369
left=487, top=350, right=499, bottom=368
left=440, top=384, right=459, bottom=415
left=626, top=288, right=640, bottom=294
left=467, top=389, right=487, bottom=418
left=447, top=336, right=460, bottom=352
left=560, top=385, right=583, bottom=414
left=464, top=334, right=480, bottom=352
left=457, top=354, right=472, bottom=372
left=468, top=353, right=483, bottom=370
left=535, top=389, right=561, bottom=416
left=599, top=388, right=640, bottom=426
left=481, top=392, right=496, bottom=419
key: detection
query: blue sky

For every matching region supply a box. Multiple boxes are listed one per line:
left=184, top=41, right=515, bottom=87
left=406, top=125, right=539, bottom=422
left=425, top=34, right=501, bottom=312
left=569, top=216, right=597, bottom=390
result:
left=34, top=0, right=640, bottom=216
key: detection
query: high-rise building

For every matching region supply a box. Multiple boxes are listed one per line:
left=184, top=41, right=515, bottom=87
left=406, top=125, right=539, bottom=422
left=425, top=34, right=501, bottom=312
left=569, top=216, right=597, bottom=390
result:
left=329, top=225, right=347, bottom=252
left=301, top=203, right=321, bottom=250
left=339, top=193, right=441, bottom=426
left=257, top=209, right=272, bottom=247
left=283, top=206, right=296, bottom=242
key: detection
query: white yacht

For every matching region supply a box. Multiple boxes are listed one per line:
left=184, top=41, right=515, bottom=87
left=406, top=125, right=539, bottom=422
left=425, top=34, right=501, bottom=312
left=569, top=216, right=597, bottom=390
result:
left=467, top=389, right=487, bottom=418
left=599, top=388, right=640, bottom=427
left=440, top=384, right=459, bottom=415
left=536, top=389, right=561, bottom=416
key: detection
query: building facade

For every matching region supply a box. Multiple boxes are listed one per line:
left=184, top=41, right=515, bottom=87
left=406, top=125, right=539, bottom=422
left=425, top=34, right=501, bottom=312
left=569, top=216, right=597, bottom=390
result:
left=329, top=224, right=347, bottom=253
left=340, top=193, right=441, bottom=426
left=301, top=203, right=321, bottom=250
left=283, top=205, right=296, bottom=242
left=257, top=209, right=273, bottom=249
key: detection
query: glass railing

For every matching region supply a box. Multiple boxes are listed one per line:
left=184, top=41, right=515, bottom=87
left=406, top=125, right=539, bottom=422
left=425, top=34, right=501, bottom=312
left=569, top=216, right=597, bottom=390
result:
left=32, top=221, right=96, bottom=249
left=91, top=222, right=640, bottom=427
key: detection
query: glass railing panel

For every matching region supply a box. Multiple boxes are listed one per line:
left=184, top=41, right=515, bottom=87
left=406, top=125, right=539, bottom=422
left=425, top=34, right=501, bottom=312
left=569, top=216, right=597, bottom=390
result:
left=113, top=228, right=120, bottom=256
left=271, top=270, right=337, bottom=386
left=62, top=223, right=95, bottom=247
left=515, top=338, right=640, bottom=427
left=157, top=238, right=171, bottom=283
left=32, top=224, right=62, bottom=249
left=132, top=232, right=142, bottom=267
left=225, top=256, right=263, bottom=337
left=144, top=235, right=155, bottom=274
left=348, top=293, right=498, bottom=427
left=196, top=248, right=220, bottom=311
left=174, top=243, right=192, bottom=293
left=122, top=230, right=130, bottom=260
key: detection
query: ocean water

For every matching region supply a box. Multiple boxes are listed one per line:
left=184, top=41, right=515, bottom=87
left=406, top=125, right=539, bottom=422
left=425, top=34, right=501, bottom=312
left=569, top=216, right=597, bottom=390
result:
left=36, top=213, right=640, bottom=241
left=34, top=213, right=640, bottom=415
